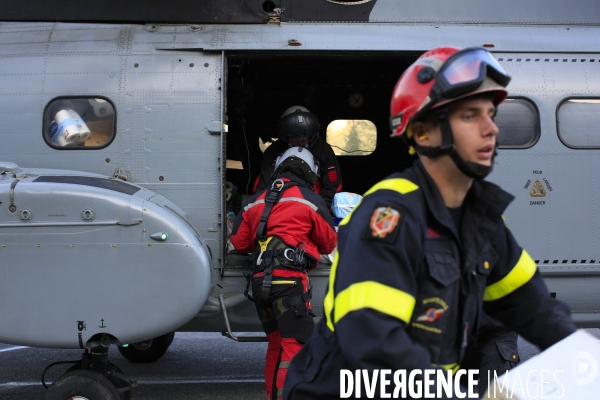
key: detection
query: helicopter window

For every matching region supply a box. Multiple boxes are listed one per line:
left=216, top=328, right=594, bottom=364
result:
left=495, top=98, right=540, bottom=149
left=326, top=120, right=376, bottom=156
left=557, top=98, right=600, bottom=148
left=43, top=97, right=116, bottom=149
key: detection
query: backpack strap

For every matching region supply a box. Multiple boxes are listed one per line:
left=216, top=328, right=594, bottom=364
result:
left=253, top=179, right=301, bottom=304
left=256, top=179, right=300, bottom=242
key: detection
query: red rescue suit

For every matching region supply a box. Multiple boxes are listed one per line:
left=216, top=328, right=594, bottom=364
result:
left=231, top=172, right=337, bottom=400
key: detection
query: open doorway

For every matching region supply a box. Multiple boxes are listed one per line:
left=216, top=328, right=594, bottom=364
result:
left=224, top=52, right=420, bottom=207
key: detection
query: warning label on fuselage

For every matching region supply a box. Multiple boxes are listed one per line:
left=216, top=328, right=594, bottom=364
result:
left=524, top=171, right=553, bottom=206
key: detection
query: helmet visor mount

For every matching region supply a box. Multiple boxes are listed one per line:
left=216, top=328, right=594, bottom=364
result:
left=389, top=48, right=511, bottom=133
left=434, top=48, right=511, bottom=100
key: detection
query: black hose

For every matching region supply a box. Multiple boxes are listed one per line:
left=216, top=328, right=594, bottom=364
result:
left=41, top=360, right=80, bottom=389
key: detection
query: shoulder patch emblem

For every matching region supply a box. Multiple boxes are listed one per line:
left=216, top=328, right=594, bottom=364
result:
left=369, top=206, right=400, bottom=238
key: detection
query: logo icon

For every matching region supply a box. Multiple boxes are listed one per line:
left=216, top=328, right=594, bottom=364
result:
left=369, top=207, right=400, bottom=238
left=572, top=351, right=598, bottom=385
left=417, top=307, right=446, bottom=322
left=530, top=180, right=546, bottom=197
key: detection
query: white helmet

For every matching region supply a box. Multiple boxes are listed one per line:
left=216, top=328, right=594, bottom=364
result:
left=274, top=146, right=319, bottom=185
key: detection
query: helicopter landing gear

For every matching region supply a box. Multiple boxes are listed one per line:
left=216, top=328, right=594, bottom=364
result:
left=117, top=332, right=175, bottom=363
left=44, top=345, right=137, bottom=400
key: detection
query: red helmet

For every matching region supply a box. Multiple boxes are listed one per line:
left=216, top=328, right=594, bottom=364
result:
left=389, top=47, right=510, bottom=137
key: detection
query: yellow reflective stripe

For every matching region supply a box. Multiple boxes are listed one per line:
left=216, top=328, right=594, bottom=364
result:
left=278, top=361, right=290, bottom=369
left=324, top=250, right=339, bottom=331
left=434, top=363, right=460, bottom=375
left=338, top=178, right=419, bottom=227
left=271, top=280, right=296, bottom=285
left=338, top=209, right=360, bottom=226
left=484, top=250, right=537, bottom=301
left=327, top=179, right=419, bottom=330
left=338, top=211, right=353, bottom=227
left=363, top=178, right=419, bottom=197
left=333, top=281, right=416, bottom=325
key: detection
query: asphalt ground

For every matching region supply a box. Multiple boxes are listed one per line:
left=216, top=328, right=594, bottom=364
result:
left=1, top=329, right=599, bottom=400
left=0, top=332, right=266, bottom=400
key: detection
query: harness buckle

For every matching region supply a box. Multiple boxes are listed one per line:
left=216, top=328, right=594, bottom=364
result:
left=295, top=242, right=305, bottom=265
left=256, top=237, right=274, bottom=266
left=271, top=179, right=285, bottom=192
left=255, top=252, right=264, bottom=266
left=283, top=248, right=295, bottom=262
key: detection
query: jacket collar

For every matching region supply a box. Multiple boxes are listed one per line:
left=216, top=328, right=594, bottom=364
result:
left=413, top=159, right=460, bottom=241
left=273, top=172, right=310, bottom=189
left=413, top=160, right=514, bottom=269
left=461, top=176, right=514, bottom=270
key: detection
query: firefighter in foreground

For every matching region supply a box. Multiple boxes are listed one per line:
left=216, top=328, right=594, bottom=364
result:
left=255, top=106, right=342, bottom=208
left=283, top=46, right=577, bottom=398
left=230, top=146, right=337, bottom=400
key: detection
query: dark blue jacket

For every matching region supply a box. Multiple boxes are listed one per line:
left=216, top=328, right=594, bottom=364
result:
left=284, top=160, right=576, bottom=399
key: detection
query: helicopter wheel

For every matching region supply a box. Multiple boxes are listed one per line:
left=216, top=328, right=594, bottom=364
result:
left=117, top=332, right=175, bottom=363
left=65, top=361, right=132, bottom=400
left=45, top=369, right=121, bottom=400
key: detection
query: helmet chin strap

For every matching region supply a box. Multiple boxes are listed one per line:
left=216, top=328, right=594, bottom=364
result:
left=413, top=107, right=495, bottom=180
left=449, top=148, right=495, bottom=180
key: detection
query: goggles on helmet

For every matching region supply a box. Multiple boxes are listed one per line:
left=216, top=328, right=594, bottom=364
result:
left=432, top=47, right=511, bottom=100
left=389, top=48, right=510, bottom=133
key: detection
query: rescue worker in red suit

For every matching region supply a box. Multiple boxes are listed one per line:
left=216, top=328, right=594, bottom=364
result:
left=283, top=47, right=577, bottom=399
left=255, top=106, right=342, bottom=209
left=231, top=146, right=337, bottom=400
